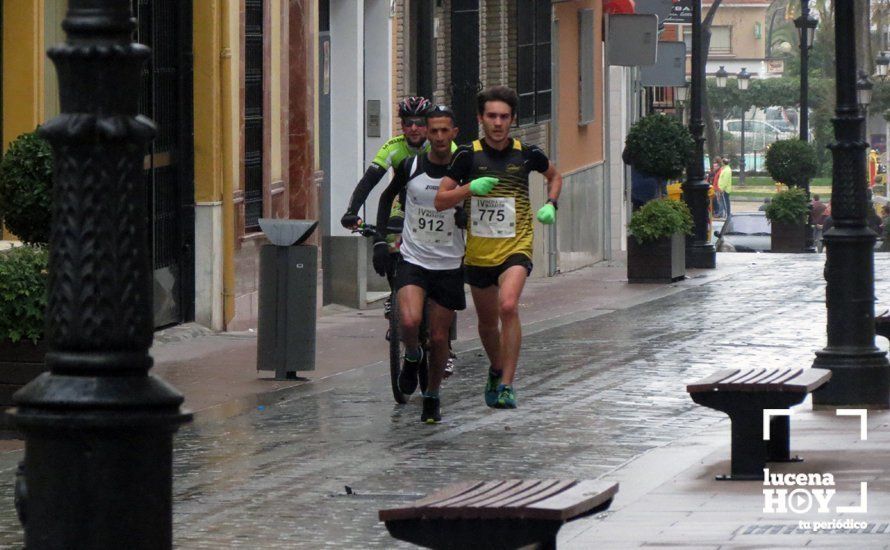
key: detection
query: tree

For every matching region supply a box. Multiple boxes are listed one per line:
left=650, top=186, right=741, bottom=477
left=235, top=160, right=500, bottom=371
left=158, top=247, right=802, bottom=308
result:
left=702, top=0, right=726, bottom=165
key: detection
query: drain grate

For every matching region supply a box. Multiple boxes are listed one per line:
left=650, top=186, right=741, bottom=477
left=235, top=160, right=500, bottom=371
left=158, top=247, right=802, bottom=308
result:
left=740, top=523, right=890, bottom=535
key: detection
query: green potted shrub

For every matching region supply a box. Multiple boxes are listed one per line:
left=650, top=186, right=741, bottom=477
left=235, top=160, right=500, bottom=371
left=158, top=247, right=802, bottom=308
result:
left=623, top=114, right=695, bottom=207
left=765, top=139, right=820, bottom=189
left=0, top=245, right=49, bottom=427
left=764, top=186, right=809, bottom=252
left=0, top=130, right=53, bottom=428
left=627, top=199, right=694, bottom=283
left=0, top=129, right=54, bottom=245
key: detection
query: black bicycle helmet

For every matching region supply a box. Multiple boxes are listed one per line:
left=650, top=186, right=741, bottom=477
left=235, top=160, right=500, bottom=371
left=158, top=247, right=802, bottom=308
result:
left=398, top=96, right=432, bottom=118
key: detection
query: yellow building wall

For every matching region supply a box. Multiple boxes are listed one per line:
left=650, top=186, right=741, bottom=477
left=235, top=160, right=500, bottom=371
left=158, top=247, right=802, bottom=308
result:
left=2, top=0, right=45, bottom=239
left=3, top=0, right=45, bottom=149
left=554, top=1, right=604, bottom=173
left=269, top=0, right=282, bottom=184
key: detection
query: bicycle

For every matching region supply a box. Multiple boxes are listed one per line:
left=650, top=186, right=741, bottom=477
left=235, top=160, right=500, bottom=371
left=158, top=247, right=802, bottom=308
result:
left=353, top=223, right=429, bottom=404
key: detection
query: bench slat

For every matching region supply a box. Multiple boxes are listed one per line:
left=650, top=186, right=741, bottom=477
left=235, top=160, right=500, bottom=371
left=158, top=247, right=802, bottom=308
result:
left=745, top=369, right=782, bottom=384
left=444, top=479, right=526, bottom=508
left=719, top=368, right=801, bottom=391
left=524, top=480, right=619, bottom=521
left=400, top=480, right=483, bottom=509
left=757, top=369, right=795, bottom=385
left=487, top=480, right=577, bottom=510
left=686, top=369, right=738, bottom=392
left=783, top=368, right=832, bottom=392
left=720, top=368, right=762, bottom=384
left=466, top=479, right=555, bottom=509
left=428, top=480, right=510, bottom=508
left=688, top=368, right=831, bottom=394
left=379, top=479, right=618, bottom=522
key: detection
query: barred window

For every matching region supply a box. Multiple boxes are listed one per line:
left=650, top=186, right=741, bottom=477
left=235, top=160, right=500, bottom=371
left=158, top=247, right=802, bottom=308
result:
left=517, top=0, right=551, bottom=125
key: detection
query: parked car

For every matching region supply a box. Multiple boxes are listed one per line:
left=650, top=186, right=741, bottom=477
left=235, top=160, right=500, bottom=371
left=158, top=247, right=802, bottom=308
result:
left=716, top=212, right=771, bottom=252
left=722, top=119, right=796, bottom=149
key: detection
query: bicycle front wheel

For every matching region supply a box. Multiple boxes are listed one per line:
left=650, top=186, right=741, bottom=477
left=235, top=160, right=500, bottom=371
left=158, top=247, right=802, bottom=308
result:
left=389, top=292, right=409, bottom=404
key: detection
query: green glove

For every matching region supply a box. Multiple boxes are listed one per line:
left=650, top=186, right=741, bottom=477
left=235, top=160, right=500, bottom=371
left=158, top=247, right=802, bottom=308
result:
left=536, top=203, right=556, bottom=225
left=469, top=176, right=498, bottom=196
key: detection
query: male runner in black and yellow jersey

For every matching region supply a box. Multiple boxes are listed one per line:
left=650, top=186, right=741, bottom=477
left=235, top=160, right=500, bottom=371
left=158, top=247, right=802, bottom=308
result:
left=434, top=86, right=563, bottom=409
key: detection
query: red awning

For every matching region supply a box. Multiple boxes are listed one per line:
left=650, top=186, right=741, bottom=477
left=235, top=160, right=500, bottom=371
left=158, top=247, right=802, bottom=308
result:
left=604, top=0, right=635, bottom=15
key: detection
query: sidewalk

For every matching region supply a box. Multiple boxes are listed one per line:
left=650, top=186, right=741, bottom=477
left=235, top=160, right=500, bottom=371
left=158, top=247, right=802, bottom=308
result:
left=1, top=252, right=889, bottom=548
left=148, top=253, right=752, bottom=420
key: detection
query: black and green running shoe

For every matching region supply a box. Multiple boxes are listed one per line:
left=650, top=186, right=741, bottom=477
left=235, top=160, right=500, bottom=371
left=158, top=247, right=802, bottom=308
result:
left=484, top=368, right=502, bottom=407
left=421, top=395, right=441, bottom=424
left=398, top=348, right=423, bottom=395
left=494, top=384, right=516, bottom=409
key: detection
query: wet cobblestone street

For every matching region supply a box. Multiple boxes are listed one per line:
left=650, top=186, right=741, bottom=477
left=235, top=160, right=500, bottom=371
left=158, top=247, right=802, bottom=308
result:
left=1, top=254, right=888, bottom=548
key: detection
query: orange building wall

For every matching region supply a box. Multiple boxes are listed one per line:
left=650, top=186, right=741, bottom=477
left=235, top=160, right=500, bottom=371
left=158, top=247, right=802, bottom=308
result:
left=554, top=1, right=604, bottom=173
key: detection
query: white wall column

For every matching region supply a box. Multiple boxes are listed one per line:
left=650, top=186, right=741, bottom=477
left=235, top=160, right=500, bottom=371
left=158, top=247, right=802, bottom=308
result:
left=360, top=0, right=393, bottom=230
left=329, top=0, right=365, bottom=237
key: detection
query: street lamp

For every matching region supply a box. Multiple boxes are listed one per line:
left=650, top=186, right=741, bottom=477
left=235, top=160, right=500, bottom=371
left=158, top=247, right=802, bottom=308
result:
left=737, top=68, right=751, bottom=186
left=9, top=0, right=191, bottom=547
left=795, top=1, right=817, bottom=144
left=675, top=81, right=689, bottom=102
left=715, top=65, right=728, bottom=89
left=857, top=71, right=874, bottom=110
left=682, top=0, right=716, bottom=269
left=812, top=0, right=890, bottom=408
left=794, top=11, right=818, bottom=51
left=875, top=51, right=890, bottom=82
left=715, top=66, right=728, bottom=159
left=675, top=81, right=689, bottom=123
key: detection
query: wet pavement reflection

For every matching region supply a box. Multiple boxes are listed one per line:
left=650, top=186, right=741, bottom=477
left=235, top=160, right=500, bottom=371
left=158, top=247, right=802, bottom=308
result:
left=1, top=254, right=888, bottom=548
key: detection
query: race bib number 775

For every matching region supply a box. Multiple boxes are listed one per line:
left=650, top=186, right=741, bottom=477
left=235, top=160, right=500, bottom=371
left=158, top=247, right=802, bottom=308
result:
left=471, top=197, right=516, bottom=238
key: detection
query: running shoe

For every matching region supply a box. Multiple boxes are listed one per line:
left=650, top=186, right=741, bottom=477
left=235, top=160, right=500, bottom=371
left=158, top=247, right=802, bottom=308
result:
left=484, top=368, right=502, bottom=407
left=444, top=351, right=456, bottom=379
left=421, top=395, right=441, bottom=424
left=398, top=348, right=423, bottom=395
left=494, top=384, right=516, bottom=409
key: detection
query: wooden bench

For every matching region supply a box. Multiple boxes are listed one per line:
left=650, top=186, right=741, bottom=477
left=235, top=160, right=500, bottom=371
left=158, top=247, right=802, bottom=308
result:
left=687, top=367, right=831, bottom=480
left=379, top=479, right=618, bottom=549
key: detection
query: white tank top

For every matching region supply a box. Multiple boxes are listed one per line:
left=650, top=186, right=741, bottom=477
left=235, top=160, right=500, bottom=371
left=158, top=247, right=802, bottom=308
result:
left=400, top=156, right=465, bottom=270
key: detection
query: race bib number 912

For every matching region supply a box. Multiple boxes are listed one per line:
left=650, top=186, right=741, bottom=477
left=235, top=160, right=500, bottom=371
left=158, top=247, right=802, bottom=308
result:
left=411, top=206, right=454, bottom=245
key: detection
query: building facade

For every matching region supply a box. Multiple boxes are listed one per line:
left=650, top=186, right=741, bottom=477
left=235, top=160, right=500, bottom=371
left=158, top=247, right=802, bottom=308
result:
left=2, top=0, right=318, bottom=332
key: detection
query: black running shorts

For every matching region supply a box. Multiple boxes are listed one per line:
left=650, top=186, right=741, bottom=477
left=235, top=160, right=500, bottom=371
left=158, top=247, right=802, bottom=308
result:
left=394, top=259, right=467, bottom=311
left=464, top=253, right=533, bottom=289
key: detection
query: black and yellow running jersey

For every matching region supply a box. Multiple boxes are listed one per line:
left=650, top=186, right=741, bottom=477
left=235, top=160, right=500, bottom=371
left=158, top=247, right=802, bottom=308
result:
left=446, top=138, right=550, bottom=267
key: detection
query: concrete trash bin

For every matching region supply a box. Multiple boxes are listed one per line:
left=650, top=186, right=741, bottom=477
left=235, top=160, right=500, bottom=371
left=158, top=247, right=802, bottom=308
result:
left=257, top=218, right=319, bottom=379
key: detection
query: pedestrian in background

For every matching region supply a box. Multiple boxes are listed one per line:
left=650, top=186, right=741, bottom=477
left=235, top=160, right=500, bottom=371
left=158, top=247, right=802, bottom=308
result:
left=708, top=161, right=724, bottom=218
left=718, top=157, right=733, bottom=219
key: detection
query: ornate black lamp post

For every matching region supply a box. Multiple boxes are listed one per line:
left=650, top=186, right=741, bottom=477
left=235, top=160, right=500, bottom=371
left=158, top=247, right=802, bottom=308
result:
left=737, top=68, right=751, bottom=185
left=795, top=1, right=817, bottom=144
left=683, top=0, right=717, bottom=269
left=812, top=0, right=890, bottom=408
left=9, top=1, right=191, bottom=547
left=714, top=66, right=728, bottom=158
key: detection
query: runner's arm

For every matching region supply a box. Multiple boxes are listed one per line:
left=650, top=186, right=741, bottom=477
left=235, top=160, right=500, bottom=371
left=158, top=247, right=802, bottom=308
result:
left=344, top=164, right=388, bottom=217
left=435, top=146, right=473, bottom=211
left=434, top=176, right=471, bottom=211
left=375, top=161, right=408, bottom=241
left=526, top=145, right=563, bottom=203
left=542, top=162, right=563, bottom=203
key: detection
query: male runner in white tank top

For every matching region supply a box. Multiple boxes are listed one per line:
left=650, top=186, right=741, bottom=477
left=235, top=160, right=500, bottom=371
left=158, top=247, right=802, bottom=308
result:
left=373, top=105, right=465, bottom=424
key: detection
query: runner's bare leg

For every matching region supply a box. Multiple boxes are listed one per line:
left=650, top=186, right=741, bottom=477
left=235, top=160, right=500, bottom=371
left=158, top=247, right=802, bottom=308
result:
left=496, top=266, right=528, bottom=385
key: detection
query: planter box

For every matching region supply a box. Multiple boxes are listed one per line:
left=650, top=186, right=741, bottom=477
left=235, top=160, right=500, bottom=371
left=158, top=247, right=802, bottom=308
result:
left=771, top=221, right=807, bottom=253
left=627, top=233, right=686, bottom=283
left=0, top=339, right=48, bottom=432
